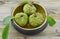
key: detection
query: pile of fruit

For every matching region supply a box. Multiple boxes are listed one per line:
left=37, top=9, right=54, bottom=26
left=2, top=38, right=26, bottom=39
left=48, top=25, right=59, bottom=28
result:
left=14, top=3, right=44, bottom=28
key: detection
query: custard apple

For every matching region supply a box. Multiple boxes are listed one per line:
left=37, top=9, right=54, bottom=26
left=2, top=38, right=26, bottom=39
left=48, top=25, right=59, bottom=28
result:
left=14, top=12, right=28, bottom=26
left=29, top=13, right=44, bottom=27
left=23, top=3, right=36, bottom=15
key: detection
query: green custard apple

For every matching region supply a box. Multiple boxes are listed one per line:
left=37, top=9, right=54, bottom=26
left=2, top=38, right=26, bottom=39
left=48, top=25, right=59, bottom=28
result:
left=23, top=3, right=36, bottom=15
left=29, top=13, right=44, bottom=27
left=14, top=12, right=28, bottom=26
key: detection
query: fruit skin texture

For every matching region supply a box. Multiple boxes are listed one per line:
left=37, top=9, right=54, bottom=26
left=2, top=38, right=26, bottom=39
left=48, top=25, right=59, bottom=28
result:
left=23, top=4, right=36, bottom=15
left=29, top=13, right=44, bottom=27
left=14, top=12, right=28, bottom=26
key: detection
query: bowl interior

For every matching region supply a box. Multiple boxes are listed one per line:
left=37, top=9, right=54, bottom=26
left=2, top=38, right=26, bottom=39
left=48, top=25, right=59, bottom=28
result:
left=12, top=2, right=47, bottom=29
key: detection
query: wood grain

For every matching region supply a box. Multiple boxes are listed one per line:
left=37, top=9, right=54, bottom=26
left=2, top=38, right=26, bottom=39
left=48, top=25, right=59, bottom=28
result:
left=0, top=0, right=60, bottom=39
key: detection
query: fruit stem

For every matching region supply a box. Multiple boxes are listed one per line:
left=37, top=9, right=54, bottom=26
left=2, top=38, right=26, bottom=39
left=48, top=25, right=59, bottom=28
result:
left=20, top=15, right=24, bottom=17
left=34, top=13, right=37, bottom=17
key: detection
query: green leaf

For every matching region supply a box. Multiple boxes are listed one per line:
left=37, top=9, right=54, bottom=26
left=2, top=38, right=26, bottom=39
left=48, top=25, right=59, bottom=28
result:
left=18, top=0, right=29, bottom=6
left=3, top=16, right=14, bottom=24
left=2, top=24, right=10, bottom=39
left=47, top=16, right=56, bottom=26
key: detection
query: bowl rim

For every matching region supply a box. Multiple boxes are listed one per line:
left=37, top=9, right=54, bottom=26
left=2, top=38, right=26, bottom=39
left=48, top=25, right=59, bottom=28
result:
left=12, top=2, right=47, bottom=30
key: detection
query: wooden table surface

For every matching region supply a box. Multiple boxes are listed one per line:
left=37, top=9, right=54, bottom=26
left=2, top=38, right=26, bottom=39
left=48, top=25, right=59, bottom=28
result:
left=0, top=0, right=60, bottom=39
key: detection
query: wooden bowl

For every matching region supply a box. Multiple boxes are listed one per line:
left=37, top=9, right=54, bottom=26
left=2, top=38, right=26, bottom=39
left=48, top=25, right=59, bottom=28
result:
left=11, top=2, right=47, bottom=35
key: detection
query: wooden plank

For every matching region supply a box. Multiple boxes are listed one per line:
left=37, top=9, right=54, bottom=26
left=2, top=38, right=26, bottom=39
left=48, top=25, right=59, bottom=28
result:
left=1, top=0, right=60, bottom=3
left=0, top=2, right=17, bottom=21
left=43, top=3, right=60, bottom=14
left=49, top=14, right=60, bottom=20
left=27, top=37, right=60, bottom=39
left=42, top=0, right=60, bottom=2
left=1, top=36, right=24, bottom=39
